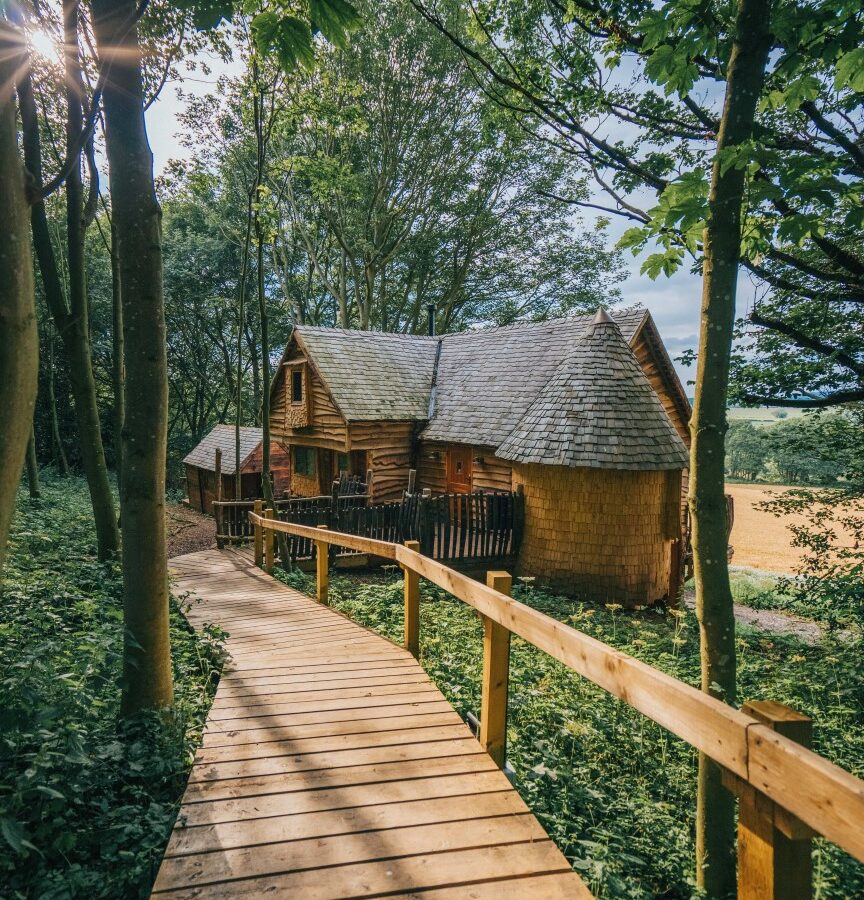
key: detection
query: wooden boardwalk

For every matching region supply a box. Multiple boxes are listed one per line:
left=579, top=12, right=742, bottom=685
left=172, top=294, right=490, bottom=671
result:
left=153, top=549, right=589, bottom=899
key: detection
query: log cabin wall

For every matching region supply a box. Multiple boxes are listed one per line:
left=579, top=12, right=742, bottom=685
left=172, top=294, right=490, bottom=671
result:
left=241, top=441, right=293, bottom=497
left=350, top=422, right=414, bottom=503
left=417, top=441, right=513, bottom=495
left=512, top=464, right=682, bottom=605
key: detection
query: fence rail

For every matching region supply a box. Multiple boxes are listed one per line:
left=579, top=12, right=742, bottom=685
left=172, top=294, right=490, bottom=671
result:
left=249, top=511, right=864, bottom=898
left=217, top=490, right=523, bottom=562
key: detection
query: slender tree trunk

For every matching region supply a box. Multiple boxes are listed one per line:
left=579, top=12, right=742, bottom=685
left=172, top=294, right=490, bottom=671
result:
left=0, top=20, right=38, bottom=572
left=111, top=222, right=125, bottom=493
left=92, top=0, right=173, bottom=714
left=690, top=0, right=771, bottom=893
left=26, top=426, right=41, bottom=499
left=47, top=332, right=71, bottom=476
left=236, top=199, right=253, bottom=496
left=14, top=8, right=119, bottom=558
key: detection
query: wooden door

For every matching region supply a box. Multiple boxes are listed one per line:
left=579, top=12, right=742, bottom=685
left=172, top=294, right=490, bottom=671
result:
left=446, top=446, right=473, bottom=494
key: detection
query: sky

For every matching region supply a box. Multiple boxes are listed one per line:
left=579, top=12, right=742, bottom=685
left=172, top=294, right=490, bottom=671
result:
left=143, top=50, right=757, bottom=391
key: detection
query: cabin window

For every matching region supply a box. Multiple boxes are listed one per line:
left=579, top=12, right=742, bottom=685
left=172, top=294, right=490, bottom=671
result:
left=291, top=369, right=303, bottom=404
left=337, top=453, right=349, bottom=472
left=294, top=446, right=316, bottom=476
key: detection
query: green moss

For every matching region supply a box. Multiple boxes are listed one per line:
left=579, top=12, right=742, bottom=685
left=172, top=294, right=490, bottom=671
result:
left=0, top=478, right=225, bottom=898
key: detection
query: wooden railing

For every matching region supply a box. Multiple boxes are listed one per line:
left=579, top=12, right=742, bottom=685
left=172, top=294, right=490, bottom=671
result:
left=248, top=511, right=864, bottom=897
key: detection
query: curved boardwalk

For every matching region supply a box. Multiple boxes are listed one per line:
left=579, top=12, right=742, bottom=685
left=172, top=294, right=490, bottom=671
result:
left=153, top=549, right=589, bottom=899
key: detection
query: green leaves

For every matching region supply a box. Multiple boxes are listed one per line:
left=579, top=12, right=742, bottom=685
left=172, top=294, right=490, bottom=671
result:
left=310, top=0, right=363, bottom=49
left=173, top=0, right=235, bottom=31
left=252, top=12, right=316, bottom=72
left=835, top=49, right=864, bottom=93
left=644, top=44, right=699, bottom=97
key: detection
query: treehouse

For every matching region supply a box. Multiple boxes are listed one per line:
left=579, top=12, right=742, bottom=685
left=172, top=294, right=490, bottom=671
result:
left=183, top=424, right=292, bottom=514
left=269, top=308, right=691, bottom=603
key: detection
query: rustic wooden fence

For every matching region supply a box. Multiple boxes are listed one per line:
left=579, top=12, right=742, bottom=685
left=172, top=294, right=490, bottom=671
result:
left=216, top=490, right=523, bottom=563
left=249, top=511, right=864, bottom=899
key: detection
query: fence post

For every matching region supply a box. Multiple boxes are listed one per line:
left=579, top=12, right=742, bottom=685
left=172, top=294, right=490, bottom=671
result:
left=403, top=540, right=421, bottom=657
left=733, top=700, right=814, bottom=900
left=253, top=500, right=263, bottom=568
left=480, top=571, right=512, bottom=768
left=264, top=508, right=275, bottom=574
left=315, top=525, right=329, bottom=605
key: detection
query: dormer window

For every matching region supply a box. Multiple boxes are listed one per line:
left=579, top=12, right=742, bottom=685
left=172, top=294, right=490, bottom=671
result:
left=291, top=369, right=303, bottom=403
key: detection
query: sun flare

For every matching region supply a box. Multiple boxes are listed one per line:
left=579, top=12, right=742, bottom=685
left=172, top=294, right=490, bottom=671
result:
left=28, top=28, right=61, bottom=62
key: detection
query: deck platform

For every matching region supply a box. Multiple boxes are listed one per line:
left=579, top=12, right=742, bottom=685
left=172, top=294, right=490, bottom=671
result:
left=152, top=548, right=589, bottom=898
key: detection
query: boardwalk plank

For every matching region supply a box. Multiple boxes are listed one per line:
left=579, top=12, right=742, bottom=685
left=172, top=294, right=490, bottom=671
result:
left=154, top=549, right=588, bottom=898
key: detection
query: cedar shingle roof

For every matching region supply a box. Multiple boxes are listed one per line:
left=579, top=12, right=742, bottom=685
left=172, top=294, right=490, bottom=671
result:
left=422, top=309, right=648, bottom=446
left=496, top=311, right=690, bottom=470
left=295, top=327, right=438, bottom=421
left=183, top=424, right=262, bottom=474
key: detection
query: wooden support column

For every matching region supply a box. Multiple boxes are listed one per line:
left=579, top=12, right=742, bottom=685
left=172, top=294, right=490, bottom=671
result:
left=264, top=508, right=275, bottom=574
left=214, top=448, right=223, bottom=548
left=316, top=525, right=329, bottom=605
left=253, top=500, right=263, bottom=568
left=480, top=571, right=512, bottom=768
left=403, top=540, right=421, bottom=657
left=726, top=700, right=814, bottom=900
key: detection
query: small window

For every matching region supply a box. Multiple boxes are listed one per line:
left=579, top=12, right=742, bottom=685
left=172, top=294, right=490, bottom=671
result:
left=291, top=369, right=303, bottom=403
left=337, top=453, right=349, bottom=473
left=294, top=446, right=316, bottom=476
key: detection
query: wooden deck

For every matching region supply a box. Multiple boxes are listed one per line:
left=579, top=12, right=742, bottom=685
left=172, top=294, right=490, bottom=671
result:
left=153, top=548, right=589, bottom=898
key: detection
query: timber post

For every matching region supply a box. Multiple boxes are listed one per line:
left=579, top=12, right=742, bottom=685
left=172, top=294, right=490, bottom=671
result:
left=725, top=700, right=814, bottom=900
left=403, top=540, right=421, bottom=657
left=407, top=468, right=416, bottom=496
left=315, top=525, right=329, bottom=605
left=480, top=570, right=512, bottom=768
left=214, top=448, right=223, bottom=548
left=253, top=499, right=263, bottom=568
left=264, top=507, right=275, bottom=574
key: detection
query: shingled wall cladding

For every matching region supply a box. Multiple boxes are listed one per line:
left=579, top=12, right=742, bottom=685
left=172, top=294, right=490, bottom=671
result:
left=513, top=464, right=682, bottom=604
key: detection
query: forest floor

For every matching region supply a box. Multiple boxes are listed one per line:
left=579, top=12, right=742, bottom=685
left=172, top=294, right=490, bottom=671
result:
left=166, top=502, right=214, bottom=558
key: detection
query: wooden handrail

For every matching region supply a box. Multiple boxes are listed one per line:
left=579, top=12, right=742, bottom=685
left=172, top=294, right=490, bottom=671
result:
left=249, top=510, right=864, bottom=867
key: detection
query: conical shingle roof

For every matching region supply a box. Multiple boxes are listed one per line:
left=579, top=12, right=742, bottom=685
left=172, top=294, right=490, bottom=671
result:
left=496, top=312, right=690, bottom=470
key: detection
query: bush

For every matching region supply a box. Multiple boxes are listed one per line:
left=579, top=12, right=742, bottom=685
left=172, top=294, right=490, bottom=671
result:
left=0, top=478, right=224, bottom=897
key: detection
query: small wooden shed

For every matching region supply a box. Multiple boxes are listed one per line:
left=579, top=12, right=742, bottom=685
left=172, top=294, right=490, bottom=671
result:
left=183, top=425, right=291, bottom=514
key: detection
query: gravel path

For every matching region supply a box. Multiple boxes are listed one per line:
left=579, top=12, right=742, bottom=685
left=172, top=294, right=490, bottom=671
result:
left=166, top=503, right=216, bottom=558
left=682, top=589, right=823, bottom=645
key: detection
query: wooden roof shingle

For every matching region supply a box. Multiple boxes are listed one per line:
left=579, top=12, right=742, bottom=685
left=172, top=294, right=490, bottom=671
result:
left=496, top=310, right=690, bottom=470
left=183, top=424, right=263, bottom=474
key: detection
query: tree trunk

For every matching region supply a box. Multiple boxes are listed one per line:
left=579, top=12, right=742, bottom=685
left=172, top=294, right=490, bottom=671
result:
left=47, top=331, right=71, bottom=476
left=111, top=222, right=125, bottom=493
left=26, top=426, right=41, bottom=499
left=0, top=20, right=38, bottom=573
left=14, top=7, right=119, bottom=558
left=690, top=0, right=771, bottom=893
left=92, top=0, right=173, bottom=714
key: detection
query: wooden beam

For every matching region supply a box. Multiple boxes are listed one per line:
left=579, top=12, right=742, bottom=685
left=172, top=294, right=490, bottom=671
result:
left=214, top=448, right=223, bottom=548
left=253, top=500, right=263, bottom=568
left=316, top=525, right=329, bottom=605
left=736, top=701, right=813, bottom=900
left=264, top=508, right=275, bottom=574
left=403, top=540, right=421, bottom=657
left=480, top=571, right=512, bottom=769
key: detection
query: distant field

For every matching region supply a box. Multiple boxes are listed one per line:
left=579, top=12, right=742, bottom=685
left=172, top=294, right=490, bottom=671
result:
left=724, top=482, right=860, bottom=573
left=726, top=405, right=806, bottom=426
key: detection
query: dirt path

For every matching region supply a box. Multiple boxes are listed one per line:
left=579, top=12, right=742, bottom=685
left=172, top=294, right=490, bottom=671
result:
left=683, top=589, right=823, bottom=645
left=166, top=503, right=215, bottom=558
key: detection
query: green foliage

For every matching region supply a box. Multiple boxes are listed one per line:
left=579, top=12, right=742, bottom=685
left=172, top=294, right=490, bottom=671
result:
left=278, top=567, right=864, bottom=898
left=0, top=478, right=225, bottom=897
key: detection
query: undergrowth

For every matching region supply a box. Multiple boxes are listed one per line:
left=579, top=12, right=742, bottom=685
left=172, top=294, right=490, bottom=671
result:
left=278, top=565, right=864, bottom=899
left=0, top=477, right=224, bottom=898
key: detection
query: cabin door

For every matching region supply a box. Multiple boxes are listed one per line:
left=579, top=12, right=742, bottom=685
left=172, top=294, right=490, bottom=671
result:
left=446, top=446, right=473, bottom=494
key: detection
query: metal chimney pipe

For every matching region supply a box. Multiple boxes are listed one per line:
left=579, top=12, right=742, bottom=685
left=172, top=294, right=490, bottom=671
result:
left=427, top=303, right=436, bottom=336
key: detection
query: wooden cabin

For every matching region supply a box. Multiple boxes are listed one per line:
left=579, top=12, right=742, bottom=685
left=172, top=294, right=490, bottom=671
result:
left=269, top=309, right=691, bottom=603
left=183, top=425, right=292, bottom=514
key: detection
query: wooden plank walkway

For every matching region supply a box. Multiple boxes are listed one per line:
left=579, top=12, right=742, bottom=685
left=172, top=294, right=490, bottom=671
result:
left=153, top=548, right=589, bottom=898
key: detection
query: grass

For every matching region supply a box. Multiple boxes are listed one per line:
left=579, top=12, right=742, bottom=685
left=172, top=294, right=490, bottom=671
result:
left=278, top=565, right=864, bottom=899
left=0, top=477, right=225, bottom=898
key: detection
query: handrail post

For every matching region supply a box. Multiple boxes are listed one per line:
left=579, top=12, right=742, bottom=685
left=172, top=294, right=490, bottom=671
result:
left=264, top=508, right=275, bottom=574
left=729, top=700, right=814, bottom=900
left=402, top=540, right=421, bottom=657
left=480, top=571, right=512, bottom=768
left=315, top=525, right=329, bottom=605
left=253, top=500, right=263, bottom=568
